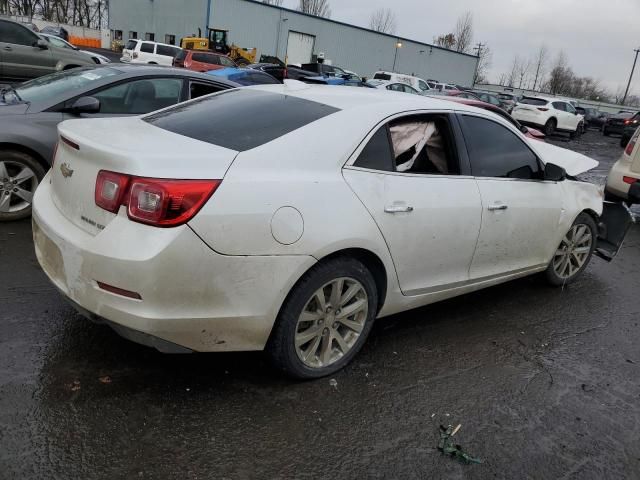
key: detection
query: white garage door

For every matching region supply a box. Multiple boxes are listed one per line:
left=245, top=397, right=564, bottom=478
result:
left=286, top=31, right=315, bottom=65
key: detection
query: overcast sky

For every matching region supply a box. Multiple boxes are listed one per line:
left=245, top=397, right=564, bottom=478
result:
left=280, top=0, right=640, bottom=95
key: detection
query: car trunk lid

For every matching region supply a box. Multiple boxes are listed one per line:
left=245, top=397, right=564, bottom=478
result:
left=51, top=117, right=238, bottom=235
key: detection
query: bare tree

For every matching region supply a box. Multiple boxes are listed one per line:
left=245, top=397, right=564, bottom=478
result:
left=297, top=0, right=330, bottom=18
left=262, top=0, right=283, bottom=5
left=545, top=50, right=572, bottom=94
left=506, top=55, right=521, bottom=87
left=497, top=72, right=507, bottom=86
left=453, top=11, right=473, bottom=53
left=433, top=33, right=456, bottom=49
left=369, top=7, right=396, bottom=34
left=517, top=57, right=531, bottom=89
left=531, top=45, right=548, bottom=91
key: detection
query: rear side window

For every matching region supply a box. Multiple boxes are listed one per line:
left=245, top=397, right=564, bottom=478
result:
left=418, top=80, right=429, bottom=91
left=0, top=20, right=38, bottom=46
left=520, top=97, right=548, bottom=106
left=175, top=50, right=187, bottom=61
left=552, top=102, right=566, bottom=111
left=192, top=53, right=219, bottom=64
left=354, top=127, right=394, bottom=171
left=125, top=39, right=138, bottom=50
left=144, top=89, right=340, bottom=151
left=460, top=115, right=542, bottom=180
left=374, top=73, right=391, bottom=81
left=140, top=42, right=154, bottom=53
left=156, top=45, right=179, bottom=57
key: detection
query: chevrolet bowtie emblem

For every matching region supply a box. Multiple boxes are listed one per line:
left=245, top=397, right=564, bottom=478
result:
left=60, top=163, right=74, bottom=178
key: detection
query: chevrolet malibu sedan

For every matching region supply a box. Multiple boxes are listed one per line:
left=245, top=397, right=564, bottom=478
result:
left=33, top=84, right=631, bottom=379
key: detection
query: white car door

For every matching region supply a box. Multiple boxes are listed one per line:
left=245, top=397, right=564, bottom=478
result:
left=138, top=41, right=155, bottom=63
left=458, top=114, right=564, bottom=279
left=564, top=102, right=580, bottom=131
left=343, top=113, right=482, bottom=295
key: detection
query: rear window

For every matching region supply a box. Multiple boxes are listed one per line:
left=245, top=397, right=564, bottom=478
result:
left=125, top=40, right=138, bottom=50
left=144, top=89, right=340, bottom=151
left=519, top=97, right=548, bottom=106
left=157, top=45, right=180, bottom=57
left=175, top=50, right=187, bottom=61
left=374, top=73, right=391, bottom=81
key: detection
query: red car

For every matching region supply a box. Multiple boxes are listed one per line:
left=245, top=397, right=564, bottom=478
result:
left=441, top=96, right=546, bottom=141
left=173, top=50, right=237, bottom=72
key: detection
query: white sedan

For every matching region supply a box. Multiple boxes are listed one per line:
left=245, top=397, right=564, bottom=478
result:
left=32, top=84, right=631, bottom=378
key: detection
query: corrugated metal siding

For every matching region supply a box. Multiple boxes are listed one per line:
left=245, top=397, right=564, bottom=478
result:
left=108, top=0, right=478, bottom=85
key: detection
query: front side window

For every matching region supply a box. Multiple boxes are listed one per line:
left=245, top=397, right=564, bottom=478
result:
left=125, top=39, right=138, bottom=50
left=565, top=103, right=576, bottom=114
left=0, top=20, right=38, bottom=46
left=460, top=115, right=542, bottom=180
left=140, top=42, right=154, bottom=54
left=418, top=80, right=429, bottom=91
left=219, top=56, right=235, bottom=67
left=91, top=78, right=183, bottom=114
left=189, top=82, right=224, bottom=99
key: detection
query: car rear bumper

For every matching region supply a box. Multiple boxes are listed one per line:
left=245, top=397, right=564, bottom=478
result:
left=606, top=158, right=637, bottom=199
left=605, top=124, right=625, bottom=134
left=32, top=176, right=316, bottom=353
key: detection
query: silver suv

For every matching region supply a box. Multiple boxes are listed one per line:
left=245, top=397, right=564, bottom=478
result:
left=0, top=19, right=96, bottom=82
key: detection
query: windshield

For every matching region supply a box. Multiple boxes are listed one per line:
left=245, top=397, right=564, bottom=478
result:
left=12, top=67, right=122, bottom=104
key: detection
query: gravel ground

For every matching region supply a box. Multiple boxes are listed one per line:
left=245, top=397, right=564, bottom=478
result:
left=1, top=129, right=638, bottom=479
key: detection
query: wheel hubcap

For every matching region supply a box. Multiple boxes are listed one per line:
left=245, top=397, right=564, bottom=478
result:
left=553, top=224, right=592, bottom=279
left=0, top=160, right=38, bottom=214
left=294, top=277, right=368, bottom=369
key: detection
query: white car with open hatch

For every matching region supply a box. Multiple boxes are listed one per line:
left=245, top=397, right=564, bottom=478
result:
left=32, top=83, right=632, bottom=378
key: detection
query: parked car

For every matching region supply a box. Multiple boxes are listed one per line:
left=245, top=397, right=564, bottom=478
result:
left=0, top=18, right=96, bottom=82
left=446, top=90, right=481, bottom=100
left=574, top=106, right=599, bottom=129
left=32, top=86, right=630, bottom=379
left=472, top=91, right=504, bottom=109
left=434, top=83, right=459, bottom=94
left=497, top=92, right=518, bottom=112
left=206, top=67, right=280, bottom=85
left=372, top=71, right=431, bottom=94
left=173, top=49, right=236, bottom=72
left=606, top=126, right=640, bottom=204
left=0, top=65, right=238, bottom=221
left=303, top=76, right=371, bottom=87
left=366, top=79, right=420, bottom=94
left=301, top=62, right=349, bottom=77
left=247, top=63, right=319, bottom=83
left=39, top=25, right=70, bottom=42
left=619, top=112, right=640, bottom=147
left=440, top=96, right=546, bottom=141
left=588, top=111, right=610, bottom=130
left=120, top=39, right=182, bottom=66
left=512, top=96, right=584, bottom=138
left=40, top=33, right=110, bottom=64
left=602, top=112, right=634, bottom=137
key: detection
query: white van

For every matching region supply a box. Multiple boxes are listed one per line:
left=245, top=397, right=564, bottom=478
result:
left=121, top=39, right=182, bottom=66
left=372, top=71, right=431, bottom=94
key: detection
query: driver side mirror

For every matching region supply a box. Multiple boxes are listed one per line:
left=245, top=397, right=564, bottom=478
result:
left=544, top=162, right=567, bottom=181
left=35, top=39, right=48, bottom=49
left=67, top=96, right=100, bottom=115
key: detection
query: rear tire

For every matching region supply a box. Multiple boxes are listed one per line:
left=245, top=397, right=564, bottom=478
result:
left=0, top=150, right=46, bottom=222
left=266, top=257, right=378, bottom=379
left=544, top=118, right=556, bottom=136
left=544, top=213, right=597, bottom=287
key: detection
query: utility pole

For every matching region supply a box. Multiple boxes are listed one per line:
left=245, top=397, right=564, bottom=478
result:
left=622, top=48, right=640, bottom=106
left=473, top=42, right=485, bottom=85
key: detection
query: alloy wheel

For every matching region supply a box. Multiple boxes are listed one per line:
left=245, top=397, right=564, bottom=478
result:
left=552, top=224, right=593, bottom=279
left=294, top=277, right=369, bottom=369
left=0, top=160, right=38, bottom=214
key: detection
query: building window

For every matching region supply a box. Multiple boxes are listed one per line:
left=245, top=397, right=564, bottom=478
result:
left=113, top=30, right=123, bottom=40
left=129, top=31, right=137, bottom=39
left=145, top=32, right=155, bottom=41
left=165, top=34, right=176, bottom=45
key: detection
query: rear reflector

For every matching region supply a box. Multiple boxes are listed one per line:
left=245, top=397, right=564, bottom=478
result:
left=60, top=135, right=79, bottom=150
left=625, top=139, right=636, bottom=156
left=623, top=176, right=638, bottom=184
left=95, top=170, right=221, bottom=227
left=97, top=281, right=142, bottom=300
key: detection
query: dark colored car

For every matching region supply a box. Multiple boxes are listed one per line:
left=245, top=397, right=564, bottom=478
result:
left=173, top=49, right=236, bottom=72
left=441, top=95, right=546, bottom=141
left=39, top=25, right=70, bottom=41
left=446, top=90, right=481, bottom=100
left=206, top=67, right=280, bottom=86
left=0, top=65, right=238, bottom=221
left=472, top=91, right=505, bottom=109
left=497, top=92, right=517, bottom=112
left=247, top=63, right=319, bottom=82
left=620, top=112, right=640, bottom=147
left=300, top=62, right=348, bottom=77
left=586, top=110, right=610, bottom=129
left=575, top=106, right=600, bottom=129
left=603, top=112, right=634, bottom=137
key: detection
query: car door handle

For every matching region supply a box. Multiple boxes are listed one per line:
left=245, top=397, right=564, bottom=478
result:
left=488, top=204, right=508, bottom=211
left=384, top=205, right=414, bottom=213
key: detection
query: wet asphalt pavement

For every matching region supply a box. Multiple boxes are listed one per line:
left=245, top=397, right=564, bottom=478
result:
left=1, top=130, right=639, bottom=479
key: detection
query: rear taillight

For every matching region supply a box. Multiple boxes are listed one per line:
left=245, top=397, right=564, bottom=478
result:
left=624, top=119, right=631, bottom=125
left=625, top=138, right=636, bottom=156
left=95, top=170, right=221, bottom=227
left=623, top=176, right=638, bottom=184
left=537, top=107, right=549, bottom=112
left=95, top=171, right=130, bottom=213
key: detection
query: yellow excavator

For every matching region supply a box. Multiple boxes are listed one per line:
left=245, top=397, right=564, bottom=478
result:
left=180, top=28, right=257, bottom=66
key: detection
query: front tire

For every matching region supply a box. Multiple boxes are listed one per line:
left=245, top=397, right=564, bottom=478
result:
left=544, top=213, right=597, bottom=286
left=0, top=150, right=45, bottom=222
left=267, top=257, right=378, bottom=379
left=570, top=123, right=584, bottom=140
